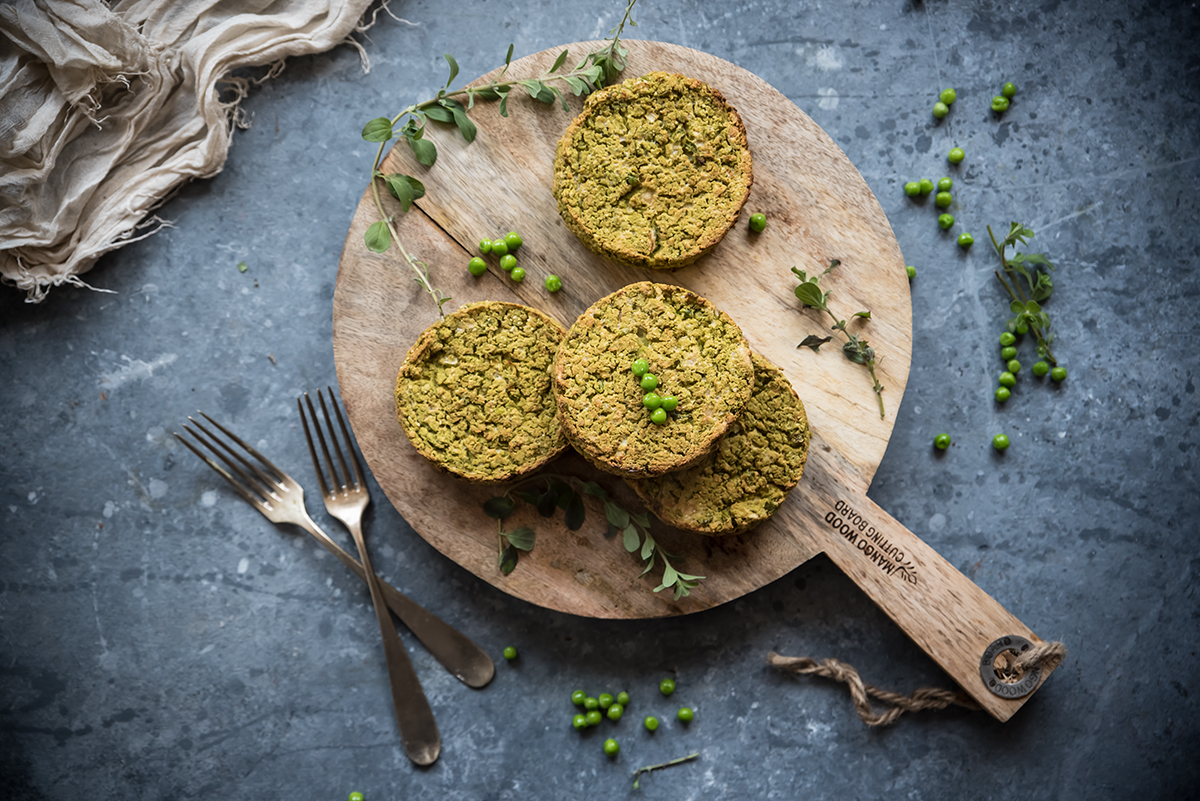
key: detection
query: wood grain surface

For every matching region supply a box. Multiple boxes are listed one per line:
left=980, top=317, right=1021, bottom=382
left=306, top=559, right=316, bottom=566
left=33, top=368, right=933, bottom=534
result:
left=333, top=41, right=1055, bottom=720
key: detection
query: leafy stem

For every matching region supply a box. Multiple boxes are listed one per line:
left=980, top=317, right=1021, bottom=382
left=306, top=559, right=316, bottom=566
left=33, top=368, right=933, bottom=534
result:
left=482, top=471, right=704, bottom=600
left=988, top=222, right=1058, bottom=364
left=632, top=752, right=701, bottom=790
left=792, top=259, right=886, bottom=419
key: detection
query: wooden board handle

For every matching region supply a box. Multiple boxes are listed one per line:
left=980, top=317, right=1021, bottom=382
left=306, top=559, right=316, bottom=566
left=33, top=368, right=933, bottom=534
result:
left=789, top=435, right=1059, bottom=721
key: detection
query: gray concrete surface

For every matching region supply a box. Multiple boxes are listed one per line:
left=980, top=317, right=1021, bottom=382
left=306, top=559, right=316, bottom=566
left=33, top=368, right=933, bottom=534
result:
left=2, top=0, right=1198, bottom=798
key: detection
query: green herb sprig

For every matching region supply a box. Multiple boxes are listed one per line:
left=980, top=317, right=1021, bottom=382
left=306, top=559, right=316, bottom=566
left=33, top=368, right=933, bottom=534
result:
left=988, top=222, right=1058, bottom=364
left=482, top=473, right=704, bottom=601
left=632, top=752, right=701, bottom=790
left=360, top=0, right=640, bottom=316
left=793, top=259, right=886, bottom=419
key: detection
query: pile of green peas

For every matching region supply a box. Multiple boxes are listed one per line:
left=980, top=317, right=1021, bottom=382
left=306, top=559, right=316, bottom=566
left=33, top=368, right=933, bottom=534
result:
left=467, top=230, right=564, bottom=294
left=932, top=87, right=956, bottom=120
left=570, top=677, right=695, bottom=758
left=993, top=330, right=1067, bottom=405
left=991, top=81, right=1016, bottom=113
left=631, top=358, right=679, bottom=426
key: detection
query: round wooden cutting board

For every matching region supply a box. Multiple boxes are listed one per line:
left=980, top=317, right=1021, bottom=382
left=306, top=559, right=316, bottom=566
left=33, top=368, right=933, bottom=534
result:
left=334, top=40, right=910, bottom=619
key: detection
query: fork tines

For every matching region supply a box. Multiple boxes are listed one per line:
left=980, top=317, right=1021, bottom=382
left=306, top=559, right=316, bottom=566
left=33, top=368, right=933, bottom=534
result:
left=174, top=413, right=288, bottom=510
left=297, top=388, right=365, bottom=499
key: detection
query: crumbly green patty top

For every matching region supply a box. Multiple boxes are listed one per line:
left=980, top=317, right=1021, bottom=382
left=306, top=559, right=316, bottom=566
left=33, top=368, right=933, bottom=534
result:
left=629, top=353, right=811, bottom=536
left=554, top=282, right=753, bottom=477
left=553, top=71, right=753, bottom=269
left=396, top=302, right=568, bottom=483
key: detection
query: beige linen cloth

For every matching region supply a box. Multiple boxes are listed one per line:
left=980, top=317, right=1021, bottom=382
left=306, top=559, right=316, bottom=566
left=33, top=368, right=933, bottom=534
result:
left=0, top=0, right=377, bottom=302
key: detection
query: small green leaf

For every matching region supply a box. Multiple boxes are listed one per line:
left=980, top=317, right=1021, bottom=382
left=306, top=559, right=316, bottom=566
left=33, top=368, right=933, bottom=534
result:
left=451, top=106, right=477, bottom=143
left=513, top=489, right=539, bottom=505
left=388, top=172, right=415, bottom=212
left=622, top=525, right=640, bottom=553
left=409, top=137, right=437, bottom=167
left=581, top=481, right=607, bottom=499
left=565, top=76, right=588, bottom=96
left=640, top=536, right=655, bottom=561
left=552, top=86, right=569, bottom=112
left=853, top=310, right=871, bottom=319
left=631, top=511, right=651, bottom=529
left=474, top=87, right=502, bottom=100
left=843, top=342, right=867, bottom=364
left=498, top=94, right=509, bottom=118
left=794, top=282, right=826, bottom=310
left=361, top=117, right=394, bottom=142
left=483, top=496, right=515, bottom=519
left=674, top=572, right=706, bottom=581
left=1010, top=300, right=1026, bottom=315
left=661, top=562, right=679, bottom=587
left=498, top=544, right=519, bottom=575
left=505, top=43, right=514, bottom=66
left=799, top=334, right=832, bottom=351
left=443, top=54, right=459, bottom=88
left=604, top=502, right=630, bottom=530
left=549, top=49, right=569, bottom=73
left=565, top=493, right=586, bottom=531
left=536, top=486, right=559, bottom=517
left=423, top=104, right=454, bottom=123
left=364, top=220, right=391, bottom=253
left=505, top=526, right=535, bottom=551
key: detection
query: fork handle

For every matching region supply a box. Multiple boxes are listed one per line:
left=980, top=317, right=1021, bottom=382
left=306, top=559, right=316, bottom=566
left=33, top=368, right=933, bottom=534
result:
left=293, top=517, right=495, bottom=689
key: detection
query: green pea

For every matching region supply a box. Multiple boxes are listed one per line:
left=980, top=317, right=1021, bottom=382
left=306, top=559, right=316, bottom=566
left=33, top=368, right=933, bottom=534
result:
left=499, top=254, right=517, bottom=272
left=935, top=192, right=952, bottom=208
left=573, top=713, right=588, bottom=730
left=999, top=332, right=1017, bottom=347
left=948, top=147, right=965, bottom=164
left=586, top=710, right=602, bottom=726
left=585, top=696, right=599, bottom=710
left=999, top=371, right=1017, bottom=388
left=906, top=265, right=916, bottom=280
left=957, top=232, right=974, bottom=247
left=933, top=101, right=949, bottom=119
left=660, top=395, right=679, bottom=412
left=659, top=678, right=676, bottom=696
left=643, top=392, right=662, bottom=410
left=1001, top=82, right=1016, bottom=99
left=479, top=239, right=492, bottom=255
left=545, top=274, right=562, bottom=293
left=677, top=707, right=695, bottom=723
left=1051, top=366, right=1068, bottom=382
left=934, top=433, right=951, bottom=450
left=918, top=178, right=935, bottom=195
left=644, top=716, right=659, bottom=732
left=468, top=257, right=487, bottom=277
left=598, top=693, right=614, bottom=709
left=1032, top=361, right=1050, bottom=377
left=904, top=181, right=920, bottom=197
left=995, top=386, right=1011, bottom=402
left=1007, top=359, right=1022, bottom=374
left=993, top=433, right=1011, bottom=451
left=749, top=212, right=767, bottom=232
left=640, top=373, right=659, bottom=391
left=490, top=239, right=509, bottom=257
left=502, top=646, right=517, bottom=660
left=504, top=231, right=522, bottom=251
left=510, top=266, right=526, bottom=282
left=1001, top=346, right=1017, bottom=361
left=937, top=177, right=953, bottom=192
left=938, top=213, right=955, bottom=230
left=572, top=690, right=587, bottom=706
left=617, top=691, right=630, bottom=706
left=650, top=408, right=668, bottom=425
left=603, top=738, right=620, bottom=757
left=1016, top=323, right=1029, bottom=335
left=940, top=88, right=957, bottom=105
left=631, top=358, right=649, bottom=377
left=349, top=793, right=365, bottom=801
left=606, top=703, right=624, bottom=721
left=991, top=96, right=1010, bottom=112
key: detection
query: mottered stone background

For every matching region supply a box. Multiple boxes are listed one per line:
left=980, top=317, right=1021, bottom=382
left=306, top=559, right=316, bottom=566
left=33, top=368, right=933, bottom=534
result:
left=2, top=1, right=1197, bottom=798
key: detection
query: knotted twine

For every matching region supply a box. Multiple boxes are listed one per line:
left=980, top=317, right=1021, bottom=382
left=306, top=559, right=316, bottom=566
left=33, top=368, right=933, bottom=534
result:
left=767, top=640, right=1066, bottom=727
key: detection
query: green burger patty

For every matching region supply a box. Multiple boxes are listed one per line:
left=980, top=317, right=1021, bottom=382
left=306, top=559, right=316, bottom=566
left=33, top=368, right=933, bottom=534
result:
left=395, top=302, right=569, bottom=483
left=553, top=71, right=753, bottom=270
left=553, top=282, right=754, bottom=477
left=627, top=353, right=810, bottom=536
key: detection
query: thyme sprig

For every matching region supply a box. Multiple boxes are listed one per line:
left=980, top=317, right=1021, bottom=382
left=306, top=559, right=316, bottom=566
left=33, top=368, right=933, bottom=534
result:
left=482, top=473, right=704, bottom=601
left=793, top=259, right=886, bottom=419
left=988, top=222, right=1058, bottom=364
left=359, top=0, right=640, bottom=316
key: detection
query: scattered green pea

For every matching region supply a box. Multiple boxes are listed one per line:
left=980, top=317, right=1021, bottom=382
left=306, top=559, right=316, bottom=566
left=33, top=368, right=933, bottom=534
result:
left=904, top=181, right=920, bottom=197
left=585, top=696, right=599, bottom=710
left=604, top=738, right=620, bottom=757
left=606, top=703, right=624, bottom=721
left=349, top=793, right=364, bottom=801
left=468, top=257, right=487, bottom=277
left=1001, top=82, right=1017, bottom=99
left=957, top=232, right=974, bottom=247
left=586, top=710, right=602, bottom=726
left=677, top=707, right=695, bottom=723
left=918, top=178, right=935, bottom=194
left=573, top=713, right=588, bottom=730
left=660, top=395, right=679, bottom=412
left=631, top=358, right=649, bottom=377
left=598, top=693, right=614, bottom=709
left=999, top=332, right=1017, bottom=347
left=650, top=408, right=668, bottom=425
left=504, top=231, right=523, bottom=251
left=933, top=101, right=949, bottom=119
left=617, top=691, right=630, bottom=706
left=935, top=192, right=952, bottom=208
left=643, top=392, right=663, bottom=410
left=995, top=386, right=1011, bottom=402
left=1001, top=346, right=1018, bottom=361
left=490, top=239, right=509, bottom=257
left=640, top=374, right=659, bottom=391
left=644, top=716, right=659, bottom=732
left=948, top=147, right=965, bottom=164
left=993, top=433, right=1011, bottom=451
left=1007, top=359, right=1022, bottom=374
left=479, top=239, right=492, bottom=255
left=906, top=265, right=916, bottom=280
left=545, top=274, right=562, bottom=293
left=991, top=95, right=1010, bottom=112
left=999, top=371, right=1017, bottom=388
left=1032, top=361, right=1050, bottom=377
left=572, top=690, right=587, bottom=706
left=937, top=177, right=953, bottom=192
left=940, top=88, right=957, bottom=105
left=510, top=266, right=526, bottom=282
left=934, top=433, right=951, bottom=450
left=659, top=678, right=676, bottom=696
left=1051, top=366, right=1068, bottom=382
left=503, top=646, right=517, bottom=660
left=237, top=262, right=249, bottom=273
left=749, top=212, right=767, bottom=232
left=499, top=254, right=517, bottom=272
left=938, top=213, right=955, bottom=230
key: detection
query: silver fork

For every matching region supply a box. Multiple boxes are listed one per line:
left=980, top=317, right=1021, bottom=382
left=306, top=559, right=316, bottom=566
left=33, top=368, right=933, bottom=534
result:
left=298, top=388, right=439, bottom=765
